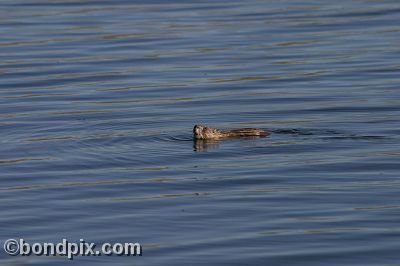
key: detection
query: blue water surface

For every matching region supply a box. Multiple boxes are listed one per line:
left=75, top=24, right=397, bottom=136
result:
left=1, top=0, right=400, bottom=265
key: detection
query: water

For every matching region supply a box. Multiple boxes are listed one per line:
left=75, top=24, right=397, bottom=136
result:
left=1, top=0, right=400, bottom=265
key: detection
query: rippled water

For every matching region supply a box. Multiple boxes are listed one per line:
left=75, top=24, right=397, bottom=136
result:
left=1, top=0, right=400, bottom=265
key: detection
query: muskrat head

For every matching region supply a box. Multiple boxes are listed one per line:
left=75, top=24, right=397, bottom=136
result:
left=193, top=124, right=220, bottom=140
left=193, top=125, right=205, bottom=139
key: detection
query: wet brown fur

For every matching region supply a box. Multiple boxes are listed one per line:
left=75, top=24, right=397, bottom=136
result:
left=193, top=125, right=270, bottom=140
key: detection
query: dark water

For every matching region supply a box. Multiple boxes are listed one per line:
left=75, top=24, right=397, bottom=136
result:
left=1, top=0, right=400, bottom=265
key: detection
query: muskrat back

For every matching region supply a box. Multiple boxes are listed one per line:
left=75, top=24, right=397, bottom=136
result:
left=221, top=128, right=268, bottom=138
left=193, top=125, right=270, bottom=140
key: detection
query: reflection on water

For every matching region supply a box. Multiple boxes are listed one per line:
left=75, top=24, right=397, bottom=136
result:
left=193, top=139, right=220, bottom=152
left=1, top=0, right=400, bottom=265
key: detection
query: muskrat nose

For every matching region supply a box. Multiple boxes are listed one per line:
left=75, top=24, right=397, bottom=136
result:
left=193, top=125, right=199, bottom=134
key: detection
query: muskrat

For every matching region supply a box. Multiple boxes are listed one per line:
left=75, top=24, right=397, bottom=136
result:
left=193, top=124, right=270, bottom=140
